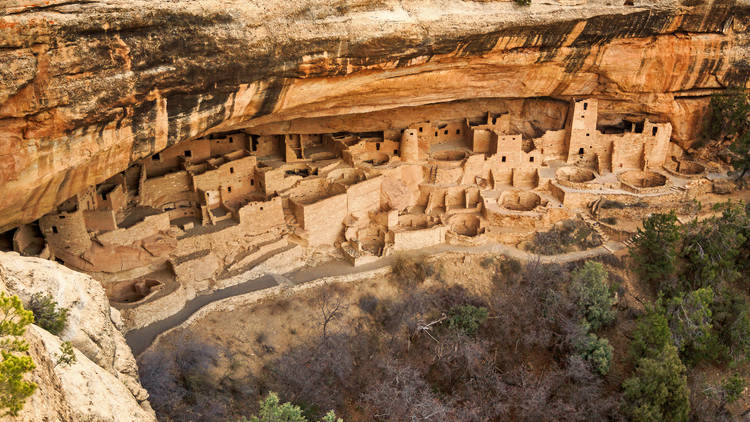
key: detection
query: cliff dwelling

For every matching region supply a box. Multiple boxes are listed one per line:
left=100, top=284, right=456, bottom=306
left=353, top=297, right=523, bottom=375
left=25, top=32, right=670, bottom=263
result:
left=1, top=96, right=732, bottom=314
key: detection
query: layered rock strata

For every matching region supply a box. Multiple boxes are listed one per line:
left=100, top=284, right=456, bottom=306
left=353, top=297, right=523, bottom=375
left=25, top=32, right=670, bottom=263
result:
left=1, top=0, right=749, bottom=232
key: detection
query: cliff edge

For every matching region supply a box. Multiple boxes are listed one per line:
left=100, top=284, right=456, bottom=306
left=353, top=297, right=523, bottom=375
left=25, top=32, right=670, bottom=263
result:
left=0, top=252, right=156, bottom=422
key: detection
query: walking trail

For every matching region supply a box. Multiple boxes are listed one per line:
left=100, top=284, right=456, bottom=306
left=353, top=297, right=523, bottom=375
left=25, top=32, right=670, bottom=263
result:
left=125, top=240, right=625, bottom=356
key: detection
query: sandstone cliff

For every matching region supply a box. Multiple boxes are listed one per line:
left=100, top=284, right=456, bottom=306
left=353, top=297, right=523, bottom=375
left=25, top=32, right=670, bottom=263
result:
left=1, top=0, right=749, bottom=232
left=0, top=252, right=156, bottom=422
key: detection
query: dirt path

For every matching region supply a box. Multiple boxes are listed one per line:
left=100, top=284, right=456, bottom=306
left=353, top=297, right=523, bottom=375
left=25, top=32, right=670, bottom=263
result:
left=125, top=240, right=624, bottom=356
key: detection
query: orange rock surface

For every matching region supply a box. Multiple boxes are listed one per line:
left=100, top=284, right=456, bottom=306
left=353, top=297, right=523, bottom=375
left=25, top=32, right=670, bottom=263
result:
left=0, top=0, right=748, bottom=232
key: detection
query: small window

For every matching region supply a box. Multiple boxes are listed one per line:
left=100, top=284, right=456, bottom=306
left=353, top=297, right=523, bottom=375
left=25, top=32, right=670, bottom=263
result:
left=228, top=187, right=232, bottom=193
left=59, top=215, right=66, bottom=219
left=578, top=147, right=584, bottom=155
left=586, top=133, right=590, bottom=137
left=434, top=131, right=438, bottom=137
left=184, top=150, right=192, bottom=158
left=376, top=144, right=380, bottom=151
left=581, top=115, right=585, bottom=119
left=101, top=192, right=107, bottom=201
left=652, top=127, right=658, bottom=136
left=501, top=156, right=507, bottom=163
left=456, top=129, right=461, bottom=135
left=444, top=130, right=448, bottom=135
left=251, top=180, right=255, bottom=186
left=230, top=167, right=234, bottom=174
left=394, top=149, right=399, bottom=155
left=152, top=153, right=160, bottom=161
left=419, top=127, right=423, bottom=133
left=583, top=103, right=588, bottom=110
left=260, top=207, right=263, bottom=211
left=52, top=226, right=58, bottom=234
left=529, top=157, right=534, bottom=162
left=229, top=137, right=234, bottom=143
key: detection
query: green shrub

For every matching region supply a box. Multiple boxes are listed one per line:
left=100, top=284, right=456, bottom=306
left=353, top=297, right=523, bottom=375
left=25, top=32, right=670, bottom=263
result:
left=575, top=332, right=613, bottom=375
left=447, top=305, right=489, bottom=336
left=54, top=341, right=77, bottom=368
left=630, top=307, right=671, bottom=360
left=571, top=261, right=616, bottom=332
left=711, top=289, right=750, bottom=363
left=704, top=89, right=750, bottom=177
left=240, top=392, right=342, bottom=422
left=0, top=293, right=36, bottom=416
left=721, top=373, right=746, bottom=404
left=622, top=344, right=690, bottom=422
left=663, top=288, right=720, bottom=364
left=28, top=293, right=68, bottom=335
left=629, top=212, right=681, bottom=291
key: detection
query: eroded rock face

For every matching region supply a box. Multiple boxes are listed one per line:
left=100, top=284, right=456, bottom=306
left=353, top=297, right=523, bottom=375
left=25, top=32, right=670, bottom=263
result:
left=1, top=0, right=749, bottom=232
left=0, top=252, right=156, bottom=421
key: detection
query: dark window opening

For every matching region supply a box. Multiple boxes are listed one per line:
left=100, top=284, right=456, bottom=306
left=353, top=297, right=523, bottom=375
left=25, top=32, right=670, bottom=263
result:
left=583, top=103, right=588, bottom=110
left=152, top=153, right=160, bottom=161
left=530, top=157, right=534, bottom=162
left=394, top=149, right=399, bottom=155
left=444, top=130, right=448, bottom=135
left=52, top=226, right=58, bottom=234
left=376, top=144, right=380, bottom=151
left=501, top=156, right=507, bottom=163
left=184, top=150, right=192, bottom=158
left=652, top=127, right=658, bottom=136
left=434, top=131, right=438, bottom=137
left=229, top=137, right=234, bottom=143
left=586, top=133, right=590, bottom=137
left=59, top=215, right=66, bottom=219
left=55, top=258, right=64, bottom=265
left=260, top=207, right=264, bottom=211
left=228, top=187, right=232, bottom=193
left=419, top=127, right=423, bottom=133
left=230, top=167, right=234, bottom=174
left=101, top=192, right=107, bottom=201
left=251, top=180, right=255, bottom=186
left=578, top=147, right=585, bottom=155
left=251, top=136, right=259, bottom=152
left=456, top=129, right=461, bottom=135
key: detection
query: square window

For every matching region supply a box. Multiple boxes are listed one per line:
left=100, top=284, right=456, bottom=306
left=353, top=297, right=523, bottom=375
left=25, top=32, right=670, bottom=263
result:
left=586, top=133, right=590, bottom=137
left=152, top=153, right=160, bottom=161
left=184, top=150, right=192, bottom=157
left=456, top=129, right=461, bottom=135
left=52, top=226, right=58, bottom=234
left=444, top=130, right=448, bottom=135
left=501, top=156, right=507, bottom=163
left=530, top=157, right=534, bottom=162
left=578, top=147, right=584, bottom=155
left=394, top=149, right=399, bottom=155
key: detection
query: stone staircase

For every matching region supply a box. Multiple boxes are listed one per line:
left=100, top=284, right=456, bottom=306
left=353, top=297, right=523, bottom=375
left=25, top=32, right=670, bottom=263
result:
left=579, top=212, right=610, bottom=245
